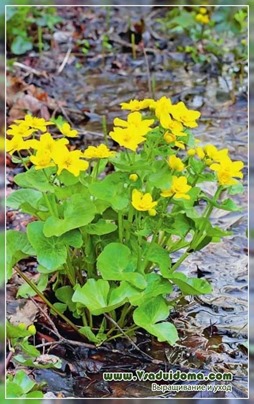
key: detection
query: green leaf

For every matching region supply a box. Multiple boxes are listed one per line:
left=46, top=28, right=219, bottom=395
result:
left=7, top=189, right=46, bottom=216
left=72, top=279, right=130, bottom=315
left=13, top=370, right=36, bottom=394
left=147, top=322, right=179, bottom=344
left=172, top=214, right=194, bottom=237
left=168, top=272, right=212, bottom=295
left=7, top=230, right=34, bottom=279
left=79, top=326, right=106, bottom=344
left=11, top=36, right=33, bottom=55
left=85, top=219, right=117, bottom=235
left=129, top=274, right=173, bottom=306
left=17, top=274, right=48, bottom=298
left=14, top=167, right=55, bottom=192
left=7, top=322, right=31, bottom=339
left=145, top=244, right=171, bottom=277
left=97, top=243, right=146, bottom=289
left=148, top=162, right=172, bottom=189
left=228, top=183, right=244, bottom=195
left=89, top=172, right=129, bottom=211
left=72, top=279, right=109, bottom=315
left=218, top=198, right=241, bottom=212
left=194, top=235, right=212, bottom=251
left=27, top=221, right=67, bottom=270
left=55, top=286, right=76, bottom=312
left=19, top=341, right=40, bottom=358
left=133, top=296, right=178, bottom=344
left=43, top=194, right=96, bottom=237
left=134, top=296, right=170, bottom=324
left=6, top=381, right=24, bottom=398
left=58, top=170, right=81, bottom=185
left=60, top=229, right=83, bottom=248
left=109, top=281, right=140, bottom=306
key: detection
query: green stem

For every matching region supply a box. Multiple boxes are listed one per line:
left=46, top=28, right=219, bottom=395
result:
left=190, top=186, right=223, bottom=251
left=118, top=211, right=124, bottom=243
left=43, top=193, right=55, bottom=217
left=170, top=251, right=190, bottom=273
left=17, top=151, right=29, bottom=170
left=14, top=266, right=81, bottom=335
left=38, top=25, right=43, bottom=54
left=118, top=303, right=132, bottom=328
left=106, top=326, right=139, bottom=342
left=66, top=250, right=76, bottom=286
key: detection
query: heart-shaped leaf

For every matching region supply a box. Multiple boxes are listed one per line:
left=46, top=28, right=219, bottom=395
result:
left=168, top=272, right=212, bottom=295
left=97, top=243, right=146, bottom=289
left=43, top=194, right=96, bottom=237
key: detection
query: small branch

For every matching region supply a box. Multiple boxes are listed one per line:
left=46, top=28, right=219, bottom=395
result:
left=13, top=62, right=47, bottom=77
left=57, top=45, right=72, bottom=74
left=104, top=313, right=154, bottom=362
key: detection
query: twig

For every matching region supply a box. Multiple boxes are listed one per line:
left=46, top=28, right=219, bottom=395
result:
left=103, top=313, right=154, bottom=362
left=30, top=296, right=61, bottom=339
left=13, top=62, right=47, bottom=77
left=143, top=46, right=153, bottom=97
left=57, top=45, right=72, bottom=74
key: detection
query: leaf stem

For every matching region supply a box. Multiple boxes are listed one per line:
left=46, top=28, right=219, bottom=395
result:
left=14, top=266, right=80, bottom=335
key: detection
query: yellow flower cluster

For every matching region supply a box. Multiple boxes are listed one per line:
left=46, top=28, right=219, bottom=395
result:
left=195, top=7, right=210, bottom=24
left=187, top=144, right=244, bottom=186
left=6, top=115, right=115, bottom=177
left=118, top=96, right=200, bottom=151
left=109, top=112, right=154, bottom=151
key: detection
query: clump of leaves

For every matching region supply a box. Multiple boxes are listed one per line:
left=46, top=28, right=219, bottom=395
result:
left=6, top=97, right=244, bottom=347
left=6, top=370, right=44, bottom=398
left=6, top=6, right=62, bottom=55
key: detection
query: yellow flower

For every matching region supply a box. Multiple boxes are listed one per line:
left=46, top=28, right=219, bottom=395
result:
left=129, top=173, right=138, bottom=182
left=7, top=122, right=35, bottom=138
left=32, top=133, right=69, bottom=154
left=170, top=102, right=201, bottom=128
left=152, top=96, right=173, bottom=127
left=210, top=157, right=244, bottom=186
left=148, top=208, right=157, bottom=216
left=52, top=147, right=89, bottom=177
left=30, top=149, right=55, bottom=170
left=120, top=99, right=156, bottom=111
left=83, top=144, right=116, bottom=159
left=164, top=132, right=185, bottom=149
left=114, top=111, right=154, bottom=137
left=187, top=148, right=196, bottom=156
left=132, top=189, right=158, bottom=212
left=0, top=137, right=4, bottom=151
left=109, top=127, right=145, bottom=151
left=161, top=176, right=191, bottom=200
left=199, top=7, right=208, bottom=14
left=15, top=115, right=51, bottom=132
left=204, top=144, right=228, bottom=162
left=196, top=146, right=205, bottom=159
left=196, top=13, right=210, bottom=24
left=6, top=136, right=38, bottom=155
left=59, top=122, right=78, bottom=138
left=163, top=120, right=186, bottom=136
left=168, top=155, right=185, bottom=171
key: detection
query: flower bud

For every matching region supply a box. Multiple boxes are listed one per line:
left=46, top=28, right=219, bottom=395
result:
left=18, top=323, right=27, bottom=330
left=187, top=149, right=196, bottom=157
left=129, top=174, right=138, bottom=182
left=148, top=209, right=157, bottom=216
left=28, top=325, right=36, bottom=335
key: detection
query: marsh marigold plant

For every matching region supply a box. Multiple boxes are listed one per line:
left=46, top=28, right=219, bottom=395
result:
left=7, top=96, right=244, bottom=347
